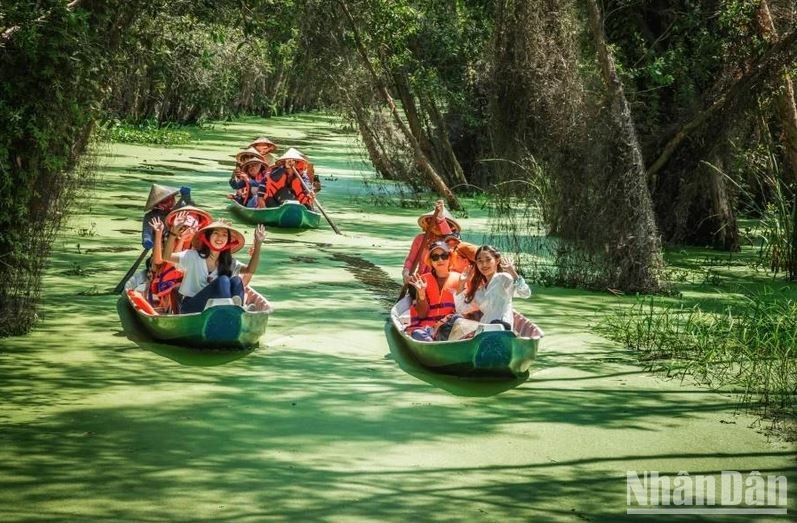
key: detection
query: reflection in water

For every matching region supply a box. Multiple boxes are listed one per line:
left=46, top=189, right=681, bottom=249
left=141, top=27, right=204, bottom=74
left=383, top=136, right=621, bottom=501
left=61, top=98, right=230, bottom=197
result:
left=383, top=322, right=527, bottom=397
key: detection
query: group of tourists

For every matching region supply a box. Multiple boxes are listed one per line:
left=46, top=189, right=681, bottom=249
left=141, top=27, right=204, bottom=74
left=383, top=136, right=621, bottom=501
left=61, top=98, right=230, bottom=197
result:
left=125, top=145, right=530, bottom=341
left=401, top=200, right=531, bottom=342
left=127, top=183, right=265, bottom=314
left=227, top=137, right=320, bottom=210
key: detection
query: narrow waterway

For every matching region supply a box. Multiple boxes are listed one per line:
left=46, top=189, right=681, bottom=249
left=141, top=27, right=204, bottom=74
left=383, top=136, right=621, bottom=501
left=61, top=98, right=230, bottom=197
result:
left=0, top=115, right=793, bottom=521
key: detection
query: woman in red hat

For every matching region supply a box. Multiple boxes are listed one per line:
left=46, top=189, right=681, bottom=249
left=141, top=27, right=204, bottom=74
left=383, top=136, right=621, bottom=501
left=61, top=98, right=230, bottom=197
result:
left=401, top=200, right=461, bottom=284
left=150, top=216, right=266, bottom=314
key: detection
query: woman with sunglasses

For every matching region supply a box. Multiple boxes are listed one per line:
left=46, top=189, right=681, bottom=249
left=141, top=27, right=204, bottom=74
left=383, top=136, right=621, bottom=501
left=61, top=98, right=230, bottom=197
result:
left=405, top=241, right=461, bottom=342
left=455, top=245, right=530, bottom=330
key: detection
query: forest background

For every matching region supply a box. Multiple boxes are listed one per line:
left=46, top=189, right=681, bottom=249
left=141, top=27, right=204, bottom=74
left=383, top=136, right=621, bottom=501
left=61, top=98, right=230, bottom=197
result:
left=1, top=0, right=796, bottom=425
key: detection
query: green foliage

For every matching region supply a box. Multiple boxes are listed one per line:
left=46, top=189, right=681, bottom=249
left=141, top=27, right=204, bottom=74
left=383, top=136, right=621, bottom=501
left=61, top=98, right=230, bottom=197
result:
left=104, top=4, right=311, bottom=125
left=597, top=292, right=797, bottom=426
left=0, top=1, right=154, bottom=336
left=758, top=188, right=796, bottom=277
left=97, top=120, right=191, bottom=145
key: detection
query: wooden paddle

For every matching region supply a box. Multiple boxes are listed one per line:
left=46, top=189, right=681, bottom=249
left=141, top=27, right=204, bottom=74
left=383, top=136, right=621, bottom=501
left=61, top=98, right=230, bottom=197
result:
left=291, top=166, right=342, bottom=235
left=113, top=248, right=149, bottom=294
left=397, top=204, right=442, bottom=299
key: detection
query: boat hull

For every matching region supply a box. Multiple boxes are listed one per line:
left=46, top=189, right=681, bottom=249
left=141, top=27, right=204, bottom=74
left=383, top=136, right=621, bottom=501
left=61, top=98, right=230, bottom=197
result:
left=230, top=200, right=321, bottom=229
left=390, top=297, right=543, bottom=377
left=127, top=291, right=272, bottom=349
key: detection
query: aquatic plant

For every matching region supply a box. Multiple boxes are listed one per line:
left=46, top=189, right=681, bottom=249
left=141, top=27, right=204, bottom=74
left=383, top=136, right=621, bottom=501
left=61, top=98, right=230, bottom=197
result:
left=596, top=291, right=797, bottom=430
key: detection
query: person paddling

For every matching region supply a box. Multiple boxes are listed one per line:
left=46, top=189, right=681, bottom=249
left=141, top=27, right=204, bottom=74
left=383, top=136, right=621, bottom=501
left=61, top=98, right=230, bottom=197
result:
left=265, top=148, right=314, bottom=209
left=150, top=216, right=266, bottom=313
left=141, top=183, right=194, bottom=250
left=401, top=200, right=461, bottom=285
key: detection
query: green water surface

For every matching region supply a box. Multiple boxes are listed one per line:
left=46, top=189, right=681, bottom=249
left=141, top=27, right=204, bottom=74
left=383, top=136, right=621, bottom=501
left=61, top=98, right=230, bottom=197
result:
left=0, top=114, right=794, bottom=522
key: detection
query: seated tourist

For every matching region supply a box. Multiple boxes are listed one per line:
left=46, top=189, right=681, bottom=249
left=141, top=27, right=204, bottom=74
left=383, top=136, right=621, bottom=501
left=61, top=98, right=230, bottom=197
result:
left=150, top=217, right=266, bottom=314
left=246, top=182, right=266, bottom=208
left=405, top=241, right=461, bottom=342
left=454, top=245, right=531, bottom=330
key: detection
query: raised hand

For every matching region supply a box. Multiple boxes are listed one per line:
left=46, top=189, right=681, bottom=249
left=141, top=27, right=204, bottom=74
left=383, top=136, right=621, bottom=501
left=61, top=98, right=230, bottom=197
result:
left=409, top=274, right=427, bottom=292
left=499, top=257, right=518, bottom=278
left=254, top=224, right=266, bottom=243
left=170, top=210, right=189, bottom=232
left=434, top=199, right=444, bottom=215
left=149, top=217, right=164, bottom=233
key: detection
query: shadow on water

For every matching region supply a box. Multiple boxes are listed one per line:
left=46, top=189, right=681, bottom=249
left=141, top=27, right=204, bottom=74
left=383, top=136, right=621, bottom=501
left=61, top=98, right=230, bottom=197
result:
left=321, top=250, right=530, bottom=397
left=268, top=237, right=332, bottom=248
left=383, top=322, right=528, bottom=397
left=329, top=252, right=402, bottom=309
left=115, top=296, right=253, bottom=367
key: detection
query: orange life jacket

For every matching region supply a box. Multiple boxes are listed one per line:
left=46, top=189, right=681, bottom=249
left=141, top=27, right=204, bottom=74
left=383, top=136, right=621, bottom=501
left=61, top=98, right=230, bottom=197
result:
left=407, top=272, right=459, bottom=331
left=266, top=166, right=311, bottom=206
left=147, top=234, right=192, bottom=313
left=128, top=289, right=158, bottom=315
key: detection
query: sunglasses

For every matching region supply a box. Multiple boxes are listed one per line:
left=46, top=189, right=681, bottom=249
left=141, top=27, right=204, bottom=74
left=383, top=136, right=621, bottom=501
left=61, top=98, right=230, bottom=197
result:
left=430, top=253, right=450, bottom=261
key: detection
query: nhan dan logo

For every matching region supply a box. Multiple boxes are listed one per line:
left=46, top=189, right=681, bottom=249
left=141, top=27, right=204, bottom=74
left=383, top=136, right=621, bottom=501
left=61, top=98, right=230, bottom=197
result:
left=626, top=471, right=788, bottom=515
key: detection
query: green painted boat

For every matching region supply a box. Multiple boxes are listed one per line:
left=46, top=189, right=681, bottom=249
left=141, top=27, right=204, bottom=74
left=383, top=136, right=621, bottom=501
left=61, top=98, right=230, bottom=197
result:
left=230, top=199, right=321, bottom=229
left=127, top=288, right=274, bottom=349
left=390, top=297, right=543, bottom=377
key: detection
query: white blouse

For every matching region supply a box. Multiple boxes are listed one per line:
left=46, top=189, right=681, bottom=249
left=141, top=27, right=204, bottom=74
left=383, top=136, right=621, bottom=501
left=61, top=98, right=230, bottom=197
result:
left=455, top=272, right=531, bottom=326
left=175, top=249, right=245, bottom=298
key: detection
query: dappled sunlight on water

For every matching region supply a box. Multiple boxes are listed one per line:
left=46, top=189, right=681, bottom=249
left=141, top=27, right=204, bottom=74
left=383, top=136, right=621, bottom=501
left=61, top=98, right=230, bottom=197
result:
left=1, top=114, right=794, bottom=521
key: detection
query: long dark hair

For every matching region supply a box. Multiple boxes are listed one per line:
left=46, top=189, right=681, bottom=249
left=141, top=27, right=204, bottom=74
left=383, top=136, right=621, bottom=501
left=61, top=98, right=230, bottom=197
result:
left=197, top=229, right=234, bottom=277
left=465, top=245, right=504, bottom=304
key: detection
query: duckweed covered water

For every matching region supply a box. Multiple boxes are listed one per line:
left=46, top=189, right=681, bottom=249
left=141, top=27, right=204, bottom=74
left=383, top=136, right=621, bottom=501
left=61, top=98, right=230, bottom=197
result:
left=0, top=114, right=794, bottom=521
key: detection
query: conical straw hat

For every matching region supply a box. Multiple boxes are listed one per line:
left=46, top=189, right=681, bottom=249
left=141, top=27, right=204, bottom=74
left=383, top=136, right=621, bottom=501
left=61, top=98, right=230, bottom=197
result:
left=192, top=218, right=246, bottom=253
left=277, top=147, right=306, bottom=162
left=164, top=206, right=213, bottom=230
left=144, top=184, right=180, bottom=211
left=235, top=147, right=265, bottom=162
left=241, top=157, right=266, bottom=170
left=249, top=136, right=276, bottom=149
left=418, top=206, right=461, bottom=233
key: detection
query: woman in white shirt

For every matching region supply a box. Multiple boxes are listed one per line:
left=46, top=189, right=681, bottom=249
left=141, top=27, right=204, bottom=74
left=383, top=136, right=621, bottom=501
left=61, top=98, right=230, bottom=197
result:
left=454, top=245, right=531, bottom=330
left=150, top=215, right=265, bottom=314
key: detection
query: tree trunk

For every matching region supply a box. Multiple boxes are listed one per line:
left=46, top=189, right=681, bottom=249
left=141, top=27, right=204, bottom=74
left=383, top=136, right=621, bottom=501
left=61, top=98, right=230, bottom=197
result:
left=422, top=93, right=469, bottom=189
left=586, top=0, right=664, bottom=291
left=337, top=0, right=462, bottom=210
left=350, top=102, right=394, bottom=179
left=705, top=155, right=741, bottom=251
left=757, top=0, right=797, bottom=183
left=790, top=195, right=797, bottom=280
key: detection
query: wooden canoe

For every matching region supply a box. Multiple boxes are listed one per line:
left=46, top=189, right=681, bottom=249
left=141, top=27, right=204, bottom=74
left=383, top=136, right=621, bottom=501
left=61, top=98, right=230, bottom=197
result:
left=127, top=287, right=274, bottom=349
left=229, top=199, right=321, bottom=229
left=389, top=296, right=543, bottom=377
